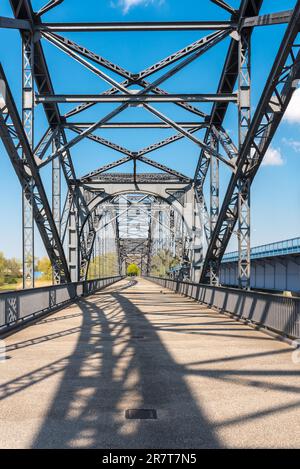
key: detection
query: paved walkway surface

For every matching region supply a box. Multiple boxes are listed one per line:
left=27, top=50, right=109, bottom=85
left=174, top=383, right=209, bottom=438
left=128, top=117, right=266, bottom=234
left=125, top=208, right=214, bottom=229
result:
left=0, top=278, right=300, bottom=448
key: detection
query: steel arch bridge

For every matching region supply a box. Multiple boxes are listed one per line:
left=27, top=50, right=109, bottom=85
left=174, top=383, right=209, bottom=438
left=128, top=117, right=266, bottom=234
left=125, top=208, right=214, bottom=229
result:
left=0, top=0, right=300, bottom=290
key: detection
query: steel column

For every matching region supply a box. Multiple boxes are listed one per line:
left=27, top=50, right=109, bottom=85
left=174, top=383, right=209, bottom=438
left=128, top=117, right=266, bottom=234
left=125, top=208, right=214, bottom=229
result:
left=22, top=32, right=34, bottom=289
left=52, top=134, right=61, bottom=283
left=68, top=194, right=79, bottom=282
left=238, top=28, right=251, bottom=289
left=209, top=134, right=220, bottom=285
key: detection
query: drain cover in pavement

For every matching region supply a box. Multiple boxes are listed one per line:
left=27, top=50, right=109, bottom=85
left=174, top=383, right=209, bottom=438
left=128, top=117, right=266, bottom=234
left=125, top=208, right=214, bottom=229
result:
left=125, top=409, right=157, bottom=420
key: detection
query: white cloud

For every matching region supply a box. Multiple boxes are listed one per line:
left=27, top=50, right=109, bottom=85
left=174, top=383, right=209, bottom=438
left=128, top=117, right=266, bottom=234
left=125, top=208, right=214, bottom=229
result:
left=283, top=87, right=300, bottom=124
left=282, top=137, right=300, bottom=153
left=262, top=147, right=284, bottom=166
left=114, top=0, right=164, bottom=14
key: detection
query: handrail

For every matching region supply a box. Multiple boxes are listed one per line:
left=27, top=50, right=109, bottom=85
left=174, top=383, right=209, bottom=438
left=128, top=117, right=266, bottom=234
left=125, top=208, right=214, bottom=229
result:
left=0, top=275, right=124, bottom=333
left=223, top=237, right=300, bottom=263
left=147, top=276, right=300, bottom=339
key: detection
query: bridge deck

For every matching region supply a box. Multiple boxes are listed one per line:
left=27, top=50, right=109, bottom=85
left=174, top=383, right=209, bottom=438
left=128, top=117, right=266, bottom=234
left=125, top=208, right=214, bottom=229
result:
left=0, top=278, right=299, bottom=448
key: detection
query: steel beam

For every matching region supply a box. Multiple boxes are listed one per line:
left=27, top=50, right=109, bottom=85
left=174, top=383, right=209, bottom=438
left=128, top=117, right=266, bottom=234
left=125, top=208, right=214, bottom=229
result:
left=40, top=21, right=234, bottom=32
left=143, top=103, right=235, bottom=170
left=64, top=122, right=205, bottom=129
left=42, top=31, right=133, bottom=95
left=52, top=135, right=61, bottom=234
left=0, top=16, right=31, bottom=30
left=68, top=127, right=133, bottom=157
left=242, top=10, right=294, bottom=28
left=34, top=126, right=59, bottom=160
left=237, top=28, right=251, bottom=289
left=137, top=128, right=200, bottom=157
left=80, top=157, right=132, bottom=181
left=134, top=155, right=191, bottom=182
left=209, top=134, right=220, bottom=285
left=22, top=32, right=35, bottom=289
left=210, top=135, right=219, bottom=235
left=211, top=0, right=236, bottom=15
left=39, top=103, right=129, bottom=167
left=36, top=93, right=237, bottom=104
left=35, top=0, right=64, bottom=17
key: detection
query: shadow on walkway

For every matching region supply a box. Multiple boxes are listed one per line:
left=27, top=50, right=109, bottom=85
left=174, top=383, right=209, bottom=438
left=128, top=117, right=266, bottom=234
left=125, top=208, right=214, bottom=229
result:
left=30, top=280, right=221, bottom=448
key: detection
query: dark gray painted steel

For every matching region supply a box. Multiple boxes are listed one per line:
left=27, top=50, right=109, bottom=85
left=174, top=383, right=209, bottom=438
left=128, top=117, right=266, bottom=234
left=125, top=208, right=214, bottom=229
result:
left=147, top=276, right=300, bottom=339
left=0, top=276, right=123, bottom=333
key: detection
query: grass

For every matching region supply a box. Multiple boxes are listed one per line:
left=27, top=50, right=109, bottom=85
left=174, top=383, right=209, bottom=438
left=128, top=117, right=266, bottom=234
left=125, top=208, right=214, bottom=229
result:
left=0, top=278, right=53, bottom=292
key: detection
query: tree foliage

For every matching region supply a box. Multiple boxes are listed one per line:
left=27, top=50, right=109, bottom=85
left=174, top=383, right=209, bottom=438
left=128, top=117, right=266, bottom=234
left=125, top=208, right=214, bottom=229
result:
left=0, top=252, right=22, bottom=285
left=88, top=252, right=119, bottom=279
left=127, top=263, right=140, bottom=276
left=150, top=249, right=180, bottom=277
left=37, top=257, right=52, bottom=280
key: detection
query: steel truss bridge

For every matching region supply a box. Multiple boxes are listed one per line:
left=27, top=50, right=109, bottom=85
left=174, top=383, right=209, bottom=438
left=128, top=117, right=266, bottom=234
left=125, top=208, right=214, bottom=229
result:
left=0, top=0, right=299, bottom=291
left=2, top=1, right=300, bottom=450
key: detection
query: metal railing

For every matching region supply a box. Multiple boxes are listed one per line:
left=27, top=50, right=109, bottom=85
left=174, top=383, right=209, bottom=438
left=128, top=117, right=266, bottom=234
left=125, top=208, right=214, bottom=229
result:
left=223, top=237, right=300, bottom=263
left=0, top=275, right=124, bottom=333
left=147, top=276, right=300, bottom=339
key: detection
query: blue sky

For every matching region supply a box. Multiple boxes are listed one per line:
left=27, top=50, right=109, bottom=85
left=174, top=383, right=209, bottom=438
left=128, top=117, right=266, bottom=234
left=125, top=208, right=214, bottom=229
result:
left=0, top=0, right=299, bottom=258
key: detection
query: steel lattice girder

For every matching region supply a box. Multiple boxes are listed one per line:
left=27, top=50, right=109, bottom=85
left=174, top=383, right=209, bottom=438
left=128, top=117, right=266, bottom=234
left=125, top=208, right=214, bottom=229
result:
left=8, top=0, right=97, bottom=281
left=194, top=0, right=264, bottom=188
left=200, top=1, right=300, bottom=283
left=0, top=63, right=70, bottom=282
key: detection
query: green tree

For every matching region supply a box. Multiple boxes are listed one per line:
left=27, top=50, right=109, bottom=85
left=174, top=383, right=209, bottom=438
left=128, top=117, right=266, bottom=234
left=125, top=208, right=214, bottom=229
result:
left=127, top=263, right=140, bottom=277
left=0, top=252, right=6, bottom=285
left=150, top=249, right=180, bottom=277
left=5, top=258, right=22, bottom=278
left=37, top=257, right=52, bottom=280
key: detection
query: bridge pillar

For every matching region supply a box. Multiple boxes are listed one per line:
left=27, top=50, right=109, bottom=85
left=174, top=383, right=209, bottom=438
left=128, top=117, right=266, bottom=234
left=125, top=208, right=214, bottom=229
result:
left=68, top=195, right=79, bottom=282
left=22, top=32, right=35, bottom=289
left=52, top=134, right=61, bottom=283
left=210, top=134, right=219, bottom=235
left=238, top=28, right=251, bottom=289
left=184, top=187, right=203, bottom=283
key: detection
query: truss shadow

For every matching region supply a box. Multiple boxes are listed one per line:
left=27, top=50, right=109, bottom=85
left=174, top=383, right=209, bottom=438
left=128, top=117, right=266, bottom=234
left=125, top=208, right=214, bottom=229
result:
left=29, top=279, right=220, bottom=449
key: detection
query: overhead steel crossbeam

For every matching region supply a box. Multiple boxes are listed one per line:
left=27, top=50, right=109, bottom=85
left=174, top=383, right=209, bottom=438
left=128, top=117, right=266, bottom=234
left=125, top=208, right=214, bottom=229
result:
left=36, top=11, right=295, bottom=31
left=39, top=21, right=234, bottom=32
left=36, top=93, right=237, bottom=104
left=200, top=1, right=300, bottom=283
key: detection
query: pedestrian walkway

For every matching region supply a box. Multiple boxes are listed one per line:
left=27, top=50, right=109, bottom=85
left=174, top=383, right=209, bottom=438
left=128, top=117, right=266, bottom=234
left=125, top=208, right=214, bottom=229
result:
left=0, top=278, right=299, bottom=448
